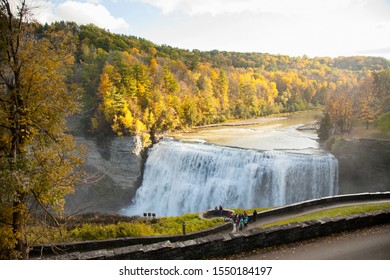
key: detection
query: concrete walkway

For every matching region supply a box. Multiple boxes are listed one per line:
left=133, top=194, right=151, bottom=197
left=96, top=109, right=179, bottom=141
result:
left=227, top=198, right=390, bottom=234
left=227, top=223, right=390, bottom=260
left=216, top=196, right=390, bottom=260
left=241, top=224, right=390, bottom=260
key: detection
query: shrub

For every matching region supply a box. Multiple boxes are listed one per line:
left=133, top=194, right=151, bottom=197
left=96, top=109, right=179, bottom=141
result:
left=375, top=112, right=390, bottom=134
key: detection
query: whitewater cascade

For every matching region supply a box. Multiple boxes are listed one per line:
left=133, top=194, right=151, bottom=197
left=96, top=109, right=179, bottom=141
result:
left=124, top=139, right=338, bottom=217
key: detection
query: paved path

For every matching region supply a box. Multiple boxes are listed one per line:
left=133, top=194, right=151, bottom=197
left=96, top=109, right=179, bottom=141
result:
left=219, top=198, right=390, bottom=260
left=230, top=223, right=390, bottom=260
left=228, top=199, right=390, bottom=232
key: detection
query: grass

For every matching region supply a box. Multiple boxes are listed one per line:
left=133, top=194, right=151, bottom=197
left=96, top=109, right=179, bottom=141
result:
left=27, top=202, right=390, bottom=245
left=259, top=202, right=390, bottom=228
left=27, top=213, right=225, bottom=245
left=228, top=207, right=271, bottom=215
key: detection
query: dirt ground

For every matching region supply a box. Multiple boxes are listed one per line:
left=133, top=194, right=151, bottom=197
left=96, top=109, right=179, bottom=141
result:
left=341, top=120, right=389, bottom=140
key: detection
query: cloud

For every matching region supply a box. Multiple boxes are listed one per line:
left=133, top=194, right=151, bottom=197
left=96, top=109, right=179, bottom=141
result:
left=138, top=0, right=390, bottom=58
left=139, top=0, right=359, bottom=16
left=36, top=1, right=130, bottom=33
left=359, top=47, right=390, bottom=58
left=33, top=0, right=390, bottom=58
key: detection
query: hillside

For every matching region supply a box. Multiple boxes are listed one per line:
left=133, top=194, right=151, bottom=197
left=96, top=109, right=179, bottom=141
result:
left=41, top=22, right=390, bottom=145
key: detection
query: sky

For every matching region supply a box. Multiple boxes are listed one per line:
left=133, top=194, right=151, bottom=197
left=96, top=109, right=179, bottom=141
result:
left=23, top=0, right=390, bottom=58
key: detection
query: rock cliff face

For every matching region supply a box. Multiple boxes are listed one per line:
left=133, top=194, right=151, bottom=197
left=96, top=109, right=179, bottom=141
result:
left=330, top=138, right=390, bottom=194
left=64, top=136, right=144, bottom=214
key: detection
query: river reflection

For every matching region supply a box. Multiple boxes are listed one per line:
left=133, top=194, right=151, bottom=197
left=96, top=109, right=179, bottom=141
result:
left=173, top=111, right=323, bottom=154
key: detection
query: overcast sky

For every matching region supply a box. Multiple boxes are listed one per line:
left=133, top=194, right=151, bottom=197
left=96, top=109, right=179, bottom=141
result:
left=29, top=0, right=390, bottom=58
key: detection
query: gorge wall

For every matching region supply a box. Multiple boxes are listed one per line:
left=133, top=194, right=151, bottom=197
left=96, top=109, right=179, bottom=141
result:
left=64, top=136, right=144, bottom=214
left=330, top=138, right=390, bottom=195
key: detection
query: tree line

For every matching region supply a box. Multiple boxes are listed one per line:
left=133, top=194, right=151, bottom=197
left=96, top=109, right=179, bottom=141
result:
left=55, top=23, right=389, bottom=145
left=318, top=70, right=390, bottom=141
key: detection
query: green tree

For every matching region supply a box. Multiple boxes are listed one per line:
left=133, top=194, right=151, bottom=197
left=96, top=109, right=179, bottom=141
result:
left=318, top=112, right=332, bottom=141
left=375, top=112, right=390, bottom=134
left=0, top=0, right=84, bottom=258
left=373, top=69, right=390, bottom=113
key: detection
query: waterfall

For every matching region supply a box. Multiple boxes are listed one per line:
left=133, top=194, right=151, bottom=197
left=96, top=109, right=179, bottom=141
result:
left=123, top=138, right=338, bottom=217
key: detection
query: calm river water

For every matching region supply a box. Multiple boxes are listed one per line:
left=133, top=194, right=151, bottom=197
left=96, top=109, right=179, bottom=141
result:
left=173, top=111, right=323, bottom=154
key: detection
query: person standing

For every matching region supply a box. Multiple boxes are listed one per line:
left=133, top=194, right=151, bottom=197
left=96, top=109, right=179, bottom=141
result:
left=234, top=214, right=239, bottom=229
left=253, top=209, right=258, bottom=222
left=239, top=216, right=244, bottom=231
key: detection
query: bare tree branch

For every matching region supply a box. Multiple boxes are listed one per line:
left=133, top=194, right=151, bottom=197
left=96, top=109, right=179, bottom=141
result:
left=30, top=190, right=62, bottom=235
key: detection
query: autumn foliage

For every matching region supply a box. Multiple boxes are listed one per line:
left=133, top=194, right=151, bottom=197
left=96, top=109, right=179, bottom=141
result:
left=1, top=3, right=389, bottom=259
left=64, top=24, right=390, bottom=143
left=0, top=1, right=84, bottom=259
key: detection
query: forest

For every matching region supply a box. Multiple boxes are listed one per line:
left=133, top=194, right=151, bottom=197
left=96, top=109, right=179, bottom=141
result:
left=1, top=3, right=390, bottom=259
left=40, top=22, right=390, bottom=145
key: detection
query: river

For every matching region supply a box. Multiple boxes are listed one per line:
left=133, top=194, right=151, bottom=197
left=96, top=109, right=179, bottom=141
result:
left=172, top=111, right=322, bottom=154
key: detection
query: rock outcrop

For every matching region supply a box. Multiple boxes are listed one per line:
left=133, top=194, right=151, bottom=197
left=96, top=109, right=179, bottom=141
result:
left=65, top=136, right=144, bottom=214
left=330, top=138, right=390, bottom=194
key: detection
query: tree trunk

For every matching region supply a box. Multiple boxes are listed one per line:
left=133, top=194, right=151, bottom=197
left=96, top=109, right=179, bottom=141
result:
left=12, top=197, right=28, bottom=259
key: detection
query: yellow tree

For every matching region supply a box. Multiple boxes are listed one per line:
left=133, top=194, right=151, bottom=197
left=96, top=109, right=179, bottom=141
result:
left=326, top=83, right=355, bottom=134
left=357, top=74, right=381, bottom=129
left=213, top=70, right=230, bottom=115
left=0, top=0, right=84, bottom=258
left=196, top=74, right=219, bottom=123
left=97, top=64, right=136, bottom=136
left=237, top=73, right=258, bottom=117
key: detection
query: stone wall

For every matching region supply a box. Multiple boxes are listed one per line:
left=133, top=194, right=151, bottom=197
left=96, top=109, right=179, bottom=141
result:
left=64, top=136, right=144, bottom=214
left=41, top=210, right=390, bottom=260
left=34, top=192, right=390, bottom=260
left=30, top=222, right=232, bottom=259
